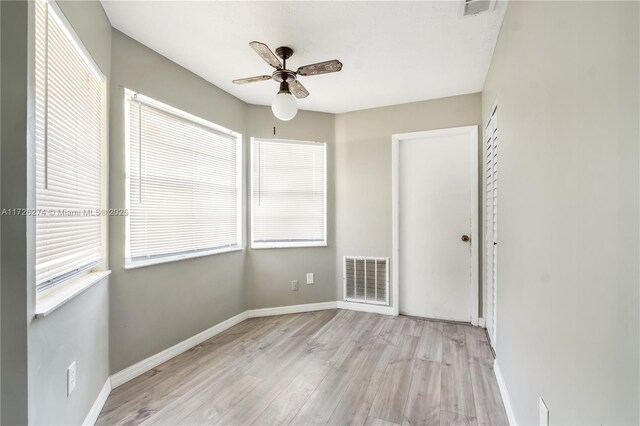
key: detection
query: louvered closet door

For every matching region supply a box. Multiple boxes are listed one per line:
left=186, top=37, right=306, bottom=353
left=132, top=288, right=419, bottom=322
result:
left=485, top=106, right=498, bottom=349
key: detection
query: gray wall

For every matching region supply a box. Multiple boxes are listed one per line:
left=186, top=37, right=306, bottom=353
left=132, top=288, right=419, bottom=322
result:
left=482, top=1, right=639, bottom=423
left=27, top=1, right=112, bottom=425
left=334, top=94, right=483, bottom=311
left=1, top=1, right=31, bottom=423
left=109, top=30, right=247, bottom=373
left=28, top=283, right=110, bottom=425
left=245, top=105, right=336, bottom=309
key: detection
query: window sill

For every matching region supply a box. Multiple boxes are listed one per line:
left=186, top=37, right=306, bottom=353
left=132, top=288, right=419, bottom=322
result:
left=124, top=246, right=244, bottom=270
left=251, top=242, right=327, bottom=249
left=35, top=270, right=111, bottom=318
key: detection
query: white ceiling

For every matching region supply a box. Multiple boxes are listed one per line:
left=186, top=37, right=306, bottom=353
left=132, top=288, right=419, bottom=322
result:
left=101, top=1, right=507, bottom=114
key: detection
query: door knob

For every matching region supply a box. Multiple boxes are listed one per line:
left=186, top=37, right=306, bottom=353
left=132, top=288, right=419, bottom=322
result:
left=461, top=235, right=470, bottom=242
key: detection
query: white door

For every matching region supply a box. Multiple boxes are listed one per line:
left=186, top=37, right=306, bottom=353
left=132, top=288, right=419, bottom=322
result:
left=485, top=106, right=498, bottom=348
left=395, top=126, right=478, bottom=323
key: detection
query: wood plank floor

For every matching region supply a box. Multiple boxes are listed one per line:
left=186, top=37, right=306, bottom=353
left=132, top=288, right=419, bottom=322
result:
left=97, top=310, right=508, bottom=426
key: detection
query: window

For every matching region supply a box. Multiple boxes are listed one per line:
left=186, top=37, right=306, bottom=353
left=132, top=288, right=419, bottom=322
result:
left=251, top=138, right=326, bottom=248
left=34, top=0, right=107, bottom=291
left=125, top=91, right=242, bottom=268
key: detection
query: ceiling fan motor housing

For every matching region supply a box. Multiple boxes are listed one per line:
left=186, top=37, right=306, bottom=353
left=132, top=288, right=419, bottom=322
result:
left=273, top=46, right=296, bottom=86
left=272, top=69, right=296, bottom=83
left=275, top=46, right=293, bottom=61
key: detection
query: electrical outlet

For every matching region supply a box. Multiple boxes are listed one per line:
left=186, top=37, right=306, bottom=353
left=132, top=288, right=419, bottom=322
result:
left=539, top=397, right=549, bottom=426
left=291, top=280, right=299, bottom=291
left=306, top=273, right=314, bottom=284
left=67, top=361, right=76, bottom=396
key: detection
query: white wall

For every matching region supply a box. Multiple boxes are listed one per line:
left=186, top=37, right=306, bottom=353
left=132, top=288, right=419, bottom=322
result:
left=482, top=1, right=639, bottom=423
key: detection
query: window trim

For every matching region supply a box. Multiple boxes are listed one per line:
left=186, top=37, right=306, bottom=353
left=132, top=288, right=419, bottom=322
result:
left=35, top=270, right=111, bottom=318
left=47, top=0, right=105, bottom=80
left=250, top=137, right=328, bottom=249
left=124, top=90, right=243, bottom=268
left=124, top=246, right=244, bottom=270
left=34, top=0, right=109, bottom=293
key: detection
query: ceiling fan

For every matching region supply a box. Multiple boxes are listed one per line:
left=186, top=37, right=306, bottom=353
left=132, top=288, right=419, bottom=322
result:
left=232, top=41, right=343, bottom=121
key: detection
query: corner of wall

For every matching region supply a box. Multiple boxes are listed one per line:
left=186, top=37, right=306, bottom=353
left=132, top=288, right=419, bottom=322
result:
left=0, top=1, right=31, bottom=423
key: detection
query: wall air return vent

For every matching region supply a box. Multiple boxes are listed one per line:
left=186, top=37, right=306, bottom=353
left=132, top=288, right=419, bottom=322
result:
left=462, top=0, right=496, bottom=17
left=343, top=256, right=389, bottom=306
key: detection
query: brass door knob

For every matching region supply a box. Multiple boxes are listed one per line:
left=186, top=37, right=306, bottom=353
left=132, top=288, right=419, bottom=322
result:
left=461, top=235, right=470, bottom=242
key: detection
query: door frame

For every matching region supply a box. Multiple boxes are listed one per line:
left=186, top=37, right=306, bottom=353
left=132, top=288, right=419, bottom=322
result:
left=391, top=126, right=479, bottom=324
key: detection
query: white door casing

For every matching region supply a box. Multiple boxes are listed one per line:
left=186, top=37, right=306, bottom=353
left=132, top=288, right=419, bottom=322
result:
left=392, top=126, right=479, bottom=323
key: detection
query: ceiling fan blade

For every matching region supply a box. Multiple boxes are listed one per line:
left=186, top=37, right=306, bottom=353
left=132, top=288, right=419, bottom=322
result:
left=249, top=41, right=282, bottom=69
left=289, top=80, right=309, bottom=99
left=296, top=59, right=343, bottom=76
left=232, top=75, right=272, bottom=85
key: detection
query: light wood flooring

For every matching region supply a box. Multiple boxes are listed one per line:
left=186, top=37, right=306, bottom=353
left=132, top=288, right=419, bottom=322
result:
left=97, top=309, right=508, bottom=425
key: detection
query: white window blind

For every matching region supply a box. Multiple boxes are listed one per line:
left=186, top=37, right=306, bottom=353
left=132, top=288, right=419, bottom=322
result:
left=34, top=0, right=107, bottom=290
left=251, top=138, right=326, bottom=248
left=125, top=92, right=242, bottom=267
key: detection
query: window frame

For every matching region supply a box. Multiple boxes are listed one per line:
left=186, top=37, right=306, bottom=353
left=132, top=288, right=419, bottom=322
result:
left=34, top=0, right=109, bottom=292
left=250, top=137, right=327, bottom=249
left=123, top=90, right=243, bottom=269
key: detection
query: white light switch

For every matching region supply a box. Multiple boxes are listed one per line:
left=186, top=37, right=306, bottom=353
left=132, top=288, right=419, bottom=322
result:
left=306, top=273, right=314, bottom=284
left=539, top=397, right=549, bottom=426
left=291, top=280, right=299, bottom=291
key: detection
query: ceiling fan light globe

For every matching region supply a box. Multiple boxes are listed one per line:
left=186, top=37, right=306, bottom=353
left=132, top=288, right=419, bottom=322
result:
left=271, top=92, right=298, bottom=121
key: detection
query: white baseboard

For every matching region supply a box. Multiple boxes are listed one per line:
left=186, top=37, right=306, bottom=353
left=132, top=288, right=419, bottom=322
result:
left=109, top=299, right=394, bottom=392
left=110, top=310, right=248, bottom=388
left=82, top=378, right=111, bottom=426
left=246, top=301, right=338, bottom=318
left=494, top=359, right=518, bottom=425
left=336, top=300, right=395, bottom=315
left=478, top=317, right=486, bottom=328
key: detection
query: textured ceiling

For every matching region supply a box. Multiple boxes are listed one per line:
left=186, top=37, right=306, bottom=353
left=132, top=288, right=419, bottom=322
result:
left=101, top=1, right=507, bottom=113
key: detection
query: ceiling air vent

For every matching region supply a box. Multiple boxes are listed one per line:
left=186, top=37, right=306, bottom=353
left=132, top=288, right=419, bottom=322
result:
left=462, top=0, right=496, bottom=16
